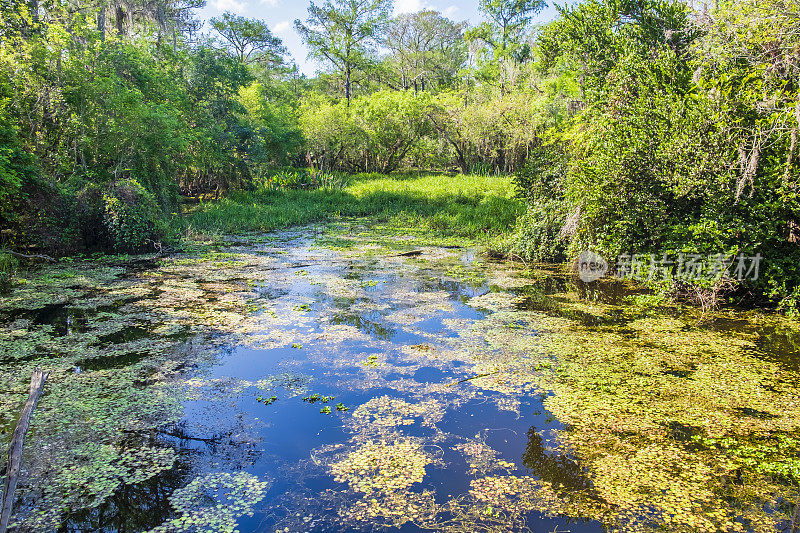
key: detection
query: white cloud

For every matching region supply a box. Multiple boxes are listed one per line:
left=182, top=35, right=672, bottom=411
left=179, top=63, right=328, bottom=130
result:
left=393, top=0, right=423, bottom=15
left=260, top=0, right=279, bottom=6
left=273, top=20, right=290, bottom=33
left=443, top=5, right=458, bottom=16
left=210, top=0, right=246, bottom=13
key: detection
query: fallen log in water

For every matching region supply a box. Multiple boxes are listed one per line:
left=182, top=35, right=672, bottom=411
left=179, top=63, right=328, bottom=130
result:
left=7, top=251, right=56, bottom=263
left=0, top=369, right=48, bottom=533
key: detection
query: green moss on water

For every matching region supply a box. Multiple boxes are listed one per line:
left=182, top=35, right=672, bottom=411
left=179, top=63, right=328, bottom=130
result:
left=504, top=269, right=800, bottom=532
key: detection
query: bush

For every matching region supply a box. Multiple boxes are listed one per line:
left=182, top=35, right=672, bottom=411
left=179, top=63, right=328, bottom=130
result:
left=0, top=250, right=18, bottom=291
left=76, top=179, right=165, bottom=253
left=505, top=200, right=568, bottom=262
left=102, top=180, right=166, bottom=252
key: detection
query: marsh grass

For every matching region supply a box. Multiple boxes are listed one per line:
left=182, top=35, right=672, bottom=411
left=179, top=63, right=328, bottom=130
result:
left=179, top=173, right=523, bottom=241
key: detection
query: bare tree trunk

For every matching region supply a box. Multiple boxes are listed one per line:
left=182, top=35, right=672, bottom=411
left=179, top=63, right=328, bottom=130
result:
left=0, top=370, right=48, bottom=533
left=29, top=0, right=38, bottom=26
left=116, top=6, right=127, bottom=36
left=156, top=3, right=166, bottom=44
left=22, top=0, right=39, bottom=38
left=345, top=64, right=351, bottom=106
left=98, top=5, right=106, bottom=41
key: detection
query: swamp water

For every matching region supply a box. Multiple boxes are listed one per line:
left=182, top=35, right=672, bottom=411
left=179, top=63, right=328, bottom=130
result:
left=1, top=223, right=799, bottom=532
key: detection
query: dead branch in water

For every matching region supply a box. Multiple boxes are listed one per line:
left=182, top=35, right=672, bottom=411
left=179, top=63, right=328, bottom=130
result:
left=7, top=251, right=56, bottom=263
left=0, top=369, right=48, bottom=533
left=395, top=250, right=424, bottom=257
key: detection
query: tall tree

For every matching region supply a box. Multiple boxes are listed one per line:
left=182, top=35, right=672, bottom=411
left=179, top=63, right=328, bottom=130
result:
left=294, top=0, right=392, bottom=104
left=210, top=12, right=285, bottom=66
left=94, top=0, right=203, bottom=42
left=384, top=10, right=466, bottom=91
left=466, top=0, right=546, bottom=65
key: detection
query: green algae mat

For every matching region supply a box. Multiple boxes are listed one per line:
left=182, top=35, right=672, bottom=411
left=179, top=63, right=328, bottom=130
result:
left=0, top=222, right=798, bottom=532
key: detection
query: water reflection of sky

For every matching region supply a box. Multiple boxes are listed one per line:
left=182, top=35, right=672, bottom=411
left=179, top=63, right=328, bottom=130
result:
left=167, top=239, right=605, bottom=532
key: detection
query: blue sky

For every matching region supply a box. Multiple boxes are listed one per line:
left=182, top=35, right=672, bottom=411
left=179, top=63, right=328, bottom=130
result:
left=197, top=0, right=566, bottom=75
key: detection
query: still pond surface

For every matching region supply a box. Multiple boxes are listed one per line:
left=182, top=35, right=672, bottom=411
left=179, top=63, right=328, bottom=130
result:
left=1, top=224, right=799, bottom=532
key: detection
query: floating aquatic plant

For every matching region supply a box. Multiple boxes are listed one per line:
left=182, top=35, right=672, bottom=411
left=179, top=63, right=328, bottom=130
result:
left=148, top=472, right=269, bottom=533
left=329, top=439, right=431, bottom=495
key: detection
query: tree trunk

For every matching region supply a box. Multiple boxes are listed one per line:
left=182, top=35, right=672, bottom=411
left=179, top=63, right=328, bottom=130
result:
left=345, top=64, right=351, bottom=106
left=22, top=0, right=39, bottom=38
left=98, top=5, right=106, bottom=41
left=29, top=0, right=38, bottom=26
left=785, top=97, right=800, bottom=185
left=116, top=6, right=127, bottom=36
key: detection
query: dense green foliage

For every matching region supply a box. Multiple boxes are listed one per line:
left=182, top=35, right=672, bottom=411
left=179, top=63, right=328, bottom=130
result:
left=1, top=0, right=798, bottom=309
left=517, top=0, right=800, bottom=311
left=0, top=1, right=301, bottom=252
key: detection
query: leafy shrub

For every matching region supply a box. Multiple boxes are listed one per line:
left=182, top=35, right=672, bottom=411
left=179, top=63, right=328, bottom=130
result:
left=778, top=287, right=800, bottom=318
left=102, top=180, right=166, bottom=252
left=76, top=179, right=165, bottom=253
left=0, top=250, right=18, bottom=291
left=505, top=200, right=567, bottom=262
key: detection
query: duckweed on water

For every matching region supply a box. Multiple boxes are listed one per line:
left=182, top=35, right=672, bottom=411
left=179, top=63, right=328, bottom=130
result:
left=453, top=440, right=514, bottom=475
left=330, top=439, right=431, bottom=494
left=350, top=396, right=433, bottom=431
left=148, top=472, right=269, bottom=533
left=494, top=269, right=800, bottom=532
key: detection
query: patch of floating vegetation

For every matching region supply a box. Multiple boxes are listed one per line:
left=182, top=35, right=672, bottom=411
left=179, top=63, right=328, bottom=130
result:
left=350, top=396, right=442, bottom=433
left=330, top=438, right=431, bottom=494
left=453, top=439, right=514, bottom=476
left=0, top=238, right=302, bottom=529
left=147, top=472, right=270, bottom=532
left=493, top=267, right=800, bottom=532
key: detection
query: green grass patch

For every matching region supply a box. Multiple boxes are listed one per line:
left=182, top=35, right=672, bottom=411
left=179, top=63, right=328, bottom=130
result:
left=179, top=173, right=524, bottom=242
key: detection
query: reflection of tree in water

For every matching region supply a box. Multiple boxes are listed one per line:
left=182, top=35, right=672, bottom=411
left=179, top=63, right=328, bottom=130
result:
left=57, top=418, right=265, bottom=532
left=753, top=324, right=800, bottom=371
left=521, top=426, right=602, bottom=501
left=417, top=277, right=488, bottom=300
left=331, top=312, right=395, bottom=340
left=58, top=455, right=188, bottom=532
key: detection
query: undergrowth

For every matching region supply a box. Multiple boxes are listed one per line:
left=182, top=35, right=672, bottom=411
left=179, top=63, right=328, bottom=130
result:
left=180, top=172, right=524, bottom=242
